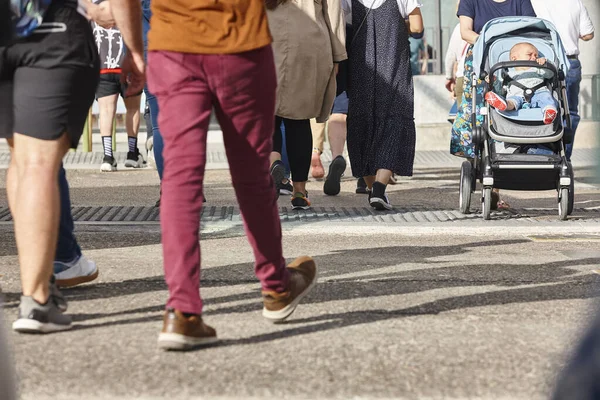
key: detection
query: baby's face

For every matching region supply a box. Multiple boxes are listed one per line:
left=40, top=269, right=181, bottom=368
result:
left=513, top=45, right=539, bottom=61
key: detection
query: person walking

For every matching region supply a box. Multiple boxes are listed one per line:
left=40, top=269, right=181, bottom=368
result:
left=92, top=1, right=145, bottom=172
left=345, top=0, right=424, bottom=211
left=53, top=167, right=99, bottom=288
left=147, top=0, right=318, bottom=350
left=531, top=0, right=594, bottom=162
left=451, top=0, right=537, bottom=210
left=267, top=0, right=347, bottom=210
left=88, top=0, right=166, bottom=206
left=1, top=0, right=143, bottom=333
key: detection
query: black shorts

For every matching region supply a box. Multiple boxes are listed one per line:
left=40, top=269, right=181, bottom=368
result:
left=96, top=72, right=127, bottom=99
left=0, top=5, right=99, bottom=148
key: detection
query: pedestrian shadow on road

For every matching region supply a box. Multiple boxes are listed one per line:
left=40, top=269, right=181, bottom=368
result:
left=3, top=238, right=598, bottom=339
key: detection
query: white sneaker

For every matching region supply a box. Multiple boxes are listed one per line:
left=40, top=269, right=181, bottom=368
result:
left=146, top=137, right=157, bottom=170
left=54, top=255, right=99, bottom=288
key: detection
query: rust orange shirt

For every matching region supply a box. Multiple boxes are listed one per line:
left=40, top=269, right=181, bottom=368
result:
left=148, top=0, right=272, bottom=54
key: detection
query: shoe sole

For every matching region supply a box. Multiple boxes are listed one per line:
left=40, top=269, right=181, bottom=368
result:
left=124, top=159, right=143, bottom=168
left=280, top=189, right=293, bottom=196
left=485, top=93, right=507, bottom=111
left=55, top=268, right=99, bottom=289
left=291, top=204, right=311, bottom=210
left=262, top=260, right=318, bottom=323
left=370, top=197, right=393, bottom=211
left=323, top=157, right=346, bottom=196
left=543, top=108, right=557, bottom=125
left=271, top=163, right=286, bottom=199
left=100, top=163, right=117, bottom=172
left=157, top=333, right=219, bottom=351
left=13, top=319, right=72, bottom=334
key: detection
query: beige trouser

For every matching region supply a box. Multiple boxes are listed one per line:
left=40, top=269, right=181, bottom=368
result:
left=310, top=119, right=326, bottom=154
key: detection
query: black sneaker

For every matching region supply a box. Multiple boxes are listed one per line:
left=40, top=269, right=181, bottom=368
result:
left=100, top=155, right=117, bottom=172
left=291, top=192, right=311, bottom=210
left=12, top=295, right=72, bottom=334
left=125, top=149, right=145, bottom=168
left=279, top=180, right=293, bottom=196
left=369, top=182, right=392, bottom=211
left=270, top=160, right=286, bottom=199
left=324, top=156, right=347, bottom=196
left=356, top=177, right=368, bottom=194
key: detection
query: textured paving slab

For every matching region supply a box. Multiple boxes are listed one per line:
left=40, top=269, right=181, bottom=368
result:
left=1, top=148, right=598, bottom=170
left=1, top=205, right=599, bottom=224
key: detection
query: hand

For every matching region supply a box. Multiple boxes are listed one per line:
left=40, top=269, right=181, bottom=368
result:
left=537, top=57, right=547, bottom=65
left=334, top=63, right=339, bottom=76
left=121, top=51, right=145, bottom=97
left=445, top=78, right=455, bottom=92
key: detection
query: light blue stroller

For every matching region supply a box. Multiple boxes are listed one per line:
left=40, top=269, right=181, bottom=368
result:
left=459, top=17, right=574, bottom=220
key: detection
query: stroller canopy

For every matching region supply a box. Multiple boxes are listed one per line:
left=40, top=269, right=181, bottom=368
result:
left=473, top=17, right=570, bottom=77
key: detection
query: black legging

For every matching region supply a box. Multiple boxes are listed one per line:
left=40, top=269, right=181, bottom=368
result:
left=273, top=117, right=313, bottom=183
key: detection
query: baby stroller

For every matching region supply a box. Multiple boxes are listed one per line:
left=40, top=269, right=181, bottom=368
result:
left=459, top=17, right=574, bottom=220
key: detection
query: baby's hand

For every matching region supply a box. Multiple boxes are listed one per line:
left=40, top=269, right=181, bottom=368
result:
left=537, top=58, right=547, bottom=65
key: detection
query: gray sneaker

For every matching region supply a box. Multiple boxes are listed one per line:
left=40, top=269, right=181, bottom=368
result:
left=12, top=296, right=72, bottom=334
left=49, top=275, right=68, bottom=312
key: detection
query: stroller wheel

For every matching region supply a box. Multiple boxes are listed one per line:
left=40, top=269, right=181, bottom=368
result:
left=559, top=188, right=569, bottom=221
left=459, top=161, right=473, bottom=214
left=567, top=162, right=575, bottom=215
left=482, top=187, right=492, bottom=220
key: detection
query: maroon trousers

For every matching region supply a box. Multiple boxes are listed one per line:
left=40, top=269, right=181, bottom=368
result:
left=147, top=46, right=289, bottom=315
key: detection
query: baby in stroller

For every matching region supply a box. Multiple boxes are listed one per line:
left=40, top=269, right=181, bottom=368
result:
left=485, top=42, right=558, bottom=125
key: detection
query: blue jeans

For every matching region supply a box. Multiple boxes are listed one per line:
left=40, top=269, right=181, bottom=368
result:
left=565, top=58, right=582, bottom=161
left=55, top=165, right=81, bottom=265
left=507, top=90, right=557, bottom=111
left=526, top=146, right=554, bottom=155
left=142, top=0, right=164, bottom=180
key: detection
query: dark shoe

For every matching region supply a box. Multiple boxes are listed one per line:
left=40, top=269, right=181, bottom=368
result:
left=291, top=191, right=311, bottom=210
left=12, top=295, right=72, bottom=334
left=369, top=182, right=392, bottom=211
left=100, top=155, right=117, bottom=172
left=124, top=149, right=145, bottom=168
left=158, top=309, right=218, bottom=351
left=262, top=256, right=317, bottom=323
left=323, top=156, right=347, bottom=196
left=356, top=177, right=368, bottom=194
left=270, top=160, right=286, bottom=199
left=279, top=180, right=293, bottom=196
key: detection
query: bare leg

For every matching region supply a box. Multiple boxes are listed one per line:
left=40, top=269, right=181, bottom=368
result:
left=328, top=114, right=347, bottom=159
left=98, top=94, right=118, bottom=140
left=11, top=133, right=69, bottom=303
left=270, top=152, right=282, bottom=165
left=364, top=175, right=376, bottom=189
left=310, top=120, right=325, bottom=179
left=376, top=169, right=393, bottom=185
left=124, top=94, right=142, bottom=139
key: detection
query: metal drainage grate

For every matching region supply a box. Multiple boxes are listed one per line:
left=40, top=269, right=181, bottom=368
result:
left=0, top=206, right=599, bottom=223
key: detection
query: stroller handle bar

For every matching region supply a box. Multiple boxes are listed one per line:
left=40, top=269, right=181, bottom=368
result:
left=486, top=60, right=560, bottom=80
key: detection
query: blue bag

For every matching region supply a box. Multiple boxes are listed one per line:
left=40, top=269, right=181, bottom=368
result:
left=10, top=0, right=53, bottom=38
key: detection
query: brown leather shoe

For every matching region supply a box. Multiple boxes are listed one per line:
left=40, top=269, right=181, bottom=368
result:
left=262, top=256, right=317, bottom=323
left=158, top=309, right=218, bottom=351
